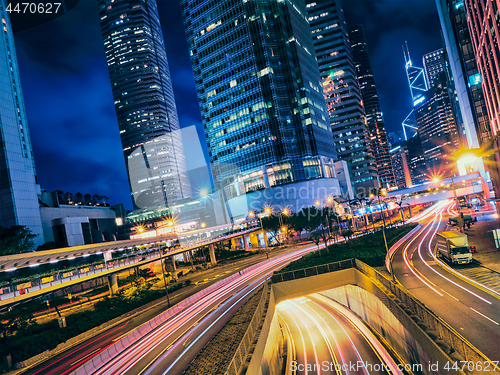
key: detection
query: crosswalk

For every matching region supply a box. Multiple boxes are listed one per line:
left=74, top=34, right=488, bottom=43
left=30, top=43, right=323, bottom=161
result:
left=455, top=264, right=500, bottom=293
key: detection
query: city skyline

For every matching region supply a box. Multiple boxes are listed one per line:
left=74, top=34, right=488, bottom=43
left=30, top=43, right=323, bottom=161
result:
left=12, top=0, right=442, bottom=210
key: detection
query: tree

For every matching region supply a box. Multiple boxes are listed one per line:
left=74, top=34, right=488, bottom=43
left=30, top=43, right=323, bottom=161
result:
left=261, top=215, right=281, bottom=244
left=63, top=191, right=73, bottom=204
left=37, top=241, right=58, bottom=251
left=84, top=193, right=92, bottom=204
left=0, top=226, right=36, bottom=255
left=342, top=229, right=354, bottom=248
left=74, top=192, right=83, bottom=204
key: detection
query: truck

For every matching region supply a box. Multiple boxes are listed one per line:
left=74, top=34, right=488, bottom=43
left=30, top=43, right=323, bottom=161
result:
left=436, top=231, right=472, bottom=265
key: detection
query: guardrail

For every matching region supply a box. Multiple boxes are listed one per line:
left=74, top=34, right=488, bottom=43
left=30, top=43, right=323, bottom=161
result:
left=0, top=227, right=259, bottom=303
left=270, top=259, right=355, bottom=283
left=224, top=283, right=269, bottom=375
left=385, top=224, right=422, bottom=274
left=269, top=258, right=499, bottom=374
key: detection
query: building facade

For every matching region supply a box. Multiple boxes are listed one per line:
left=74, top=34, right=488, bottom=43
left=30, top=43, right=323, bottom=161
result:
left=435, top=0, right=492, bottom=149
left=390, top=145, right=412, bottom=189
left=0, top=2, right=44, bottom=246
left=463, top=0, right=500, bottom=201
left=414, top=73, right=460, bottom=174
left=180, top=0, right=341, bottom=216
left=306, top=0, right=379, bottom=195
left=349, top=24, right=396, bottom=189
left=98, top=0, right=191, bottom=212
left=423, top=48, right=446, bottom=85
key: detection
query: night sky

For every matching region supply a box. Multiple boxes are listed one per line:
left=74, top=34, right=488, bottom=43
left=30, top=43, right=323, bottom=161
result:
left=12, top=0, right=442, bottom=211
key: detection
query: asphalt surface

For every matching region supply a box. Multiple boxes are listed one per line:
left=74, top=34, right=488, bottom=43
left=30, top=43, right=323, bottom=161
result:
left=277, top=293, right=403, bottom=375
left=391, top=201, right=500, bottom=362
left=23, top=246, right=303, bottom=375
left=24, top=243, right=316, bottom=375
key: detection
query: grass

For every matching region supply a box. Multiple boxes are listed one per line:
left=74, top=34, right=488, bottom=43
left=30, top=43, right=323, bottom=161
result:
left=276, top=224, right=418, bottom=273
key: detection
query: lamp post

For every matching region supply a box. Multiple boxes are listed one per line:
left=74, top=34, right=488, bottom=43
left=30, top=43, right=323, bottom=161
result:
left=136, top=225, right=170, bottom=308
left=375, top=189, right=394, bottom=282
left=315, top=200, right=332, bottom=238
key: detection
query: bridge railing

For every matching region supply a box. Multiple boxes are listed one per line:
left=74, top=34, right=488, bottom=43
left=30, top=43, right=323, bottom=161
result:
left=0, top=226, right=259, bottom=302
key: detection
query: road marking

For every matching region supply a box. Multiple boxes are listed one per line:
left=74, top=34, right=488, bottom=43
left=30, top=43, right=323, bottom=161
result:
left=69, top=348, right=101, bottom=366
left=470, top=308, right=499, bottom=325
left=441, top=289, right=459, bottom=301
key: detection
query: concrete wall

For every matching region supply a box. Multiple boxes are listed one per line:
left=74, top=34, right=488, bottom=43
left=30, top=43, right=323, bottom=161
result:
left=249, top=263, right=497, bottom=375
left=40, top=205, right=116, bottom=243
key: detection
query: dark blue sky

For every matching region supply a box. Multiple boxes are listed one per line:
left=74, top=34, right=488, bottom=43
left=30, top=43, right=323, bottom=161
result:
left=13, top=0, right=442, bottom=211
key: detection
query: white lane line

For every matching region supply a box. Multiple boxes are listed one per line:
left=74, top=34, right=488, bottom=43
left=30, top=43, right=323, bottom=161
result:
left=470, top=308, right=499, bottom=325
left=441, top=289, right=459, bottom=301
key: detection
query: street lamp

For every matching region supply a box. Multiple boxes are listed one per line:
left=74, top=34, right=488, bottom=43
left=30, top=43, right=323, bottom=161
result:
left=135, top=224, right=171, bottom=308
left=375, top=190, right=394, bottom=282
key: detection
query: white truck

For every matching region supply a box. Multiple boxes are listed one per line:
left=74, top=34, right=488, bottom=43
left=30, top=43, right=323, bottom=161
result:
left=436, top=231, right=472, bottom=265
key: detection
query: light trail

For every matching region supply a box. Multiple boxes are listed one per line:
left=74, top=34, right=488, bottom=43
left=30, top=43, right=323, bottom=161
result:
left=78, top=242, right=325, bottom=375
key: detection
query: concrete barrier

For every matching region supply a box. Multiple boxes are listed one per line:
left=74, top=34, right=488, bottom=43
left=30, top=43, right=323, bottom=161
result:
left=246, top=259, right=498, bottom=375
left=385, top=224, right=422, bottom=274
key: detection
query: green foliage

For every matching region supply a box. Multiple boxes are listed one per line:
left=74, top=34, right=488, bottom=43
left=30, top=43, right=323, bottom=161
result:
left=276, top=224, right=417, bottom=273
left=0, top=280, right=187, bottom=363
left=36, top=241, right=58, bottom=251
left=0, top=225, right=36, bottom=255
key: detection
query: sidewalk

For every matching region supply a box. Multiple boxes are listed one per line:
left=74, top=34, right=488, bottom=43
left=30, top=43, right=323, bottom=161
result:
left=463, top=213, right=500, bottom=272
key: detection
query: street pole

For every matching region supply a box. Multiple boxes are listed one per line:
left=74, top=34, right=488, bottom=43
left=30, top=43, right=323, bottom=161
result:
left=451, top=176, right=461, bottom=213
left=155, top=228, right=171, bottom=308
left=378, top=195, right=395, bottom=282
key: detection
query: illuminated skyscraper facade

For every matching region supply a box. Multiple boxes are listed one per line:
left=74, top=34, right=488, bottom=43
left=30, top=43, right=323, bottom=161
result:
left=423, top=48, right=446, bottom=85
left=435, top=0, right=492, bottom=148
left=180, top=0, right=339, bottom=201
left=414, top=73, right=460, bottom=173
left=0, top=2, right=44, bottom=245
left=349, top=24, right=395, bottom=189
left=463, top=0, right=500, bottom=201
left=306, top=0, right=379, bottom=195
left=98, top=0, right=191, bottom=211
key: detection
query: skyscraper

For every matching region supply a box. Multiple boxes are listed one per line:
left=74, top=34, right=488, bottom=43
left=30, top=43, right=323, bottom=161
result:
left=390, top=145, right=412, bottom=189
left=98, top=0, right=191, bottom=211
left=423, top=48, right=446, bottom=85
left=180, top=0, right=340, bottom=212
left=306, top=0, right=379, bottom=195
left=414, top=73, right=460, bottom=173
left=0, top=2, right=44, bottom=245
left=349, top=24, right=396, bottom=189
left=435, top=0, right=492, bottom=148
left=462, top=0, right=500, bottom=202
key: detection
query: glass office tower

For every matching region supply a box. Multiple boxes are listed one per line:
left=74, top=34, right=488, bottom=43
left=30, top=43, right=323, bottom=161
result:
left=423, top=48, right=446, bottom=85
left=98, top=0, right=191, bottom=211
left=435, top=0, right=491, bottom=148
left=306, top=0, right=379, bottom=195
left=414, top=73, right=460, bottom=173
left=0, top=2, right=44, bottom=246
left=349, top=24, right=396, bottom=189
left=180, top=0, right=338, bottom=201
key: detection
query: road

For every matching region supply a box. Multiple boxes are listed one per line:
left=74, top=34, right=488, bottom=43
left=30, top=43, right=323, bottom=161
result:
left=391, top=200, right=500, bottom=362
left=24, top=245, right=305, bottom=375
left=277, top=293, right=405, bottom=375
left=25, top=242, right=318, bottom=375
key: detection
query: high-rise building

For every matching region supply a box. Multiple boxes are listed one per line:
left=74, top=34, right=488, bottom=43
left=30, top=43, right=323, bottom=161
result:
left=406, top=135, right=427, bottom=185
left=98, top=0, right=191, bottom=211
left=390, top=145, right=412, bottom=189
left=349, top=24, right=396, bottom=189
left=423, top=48, right=446, bottom=85
left=180, top=0, right=340, bottom=215
left=435, top=0, right=492, bottom=148
left=414, top=72, right=460, bottom=173
left=306, top=0, right=379, bottom=196
left=402, top=44, right=428, bottom=140
left=462, top=0, right=500, bottom=202
left=0, top=2, right=44, bottom=246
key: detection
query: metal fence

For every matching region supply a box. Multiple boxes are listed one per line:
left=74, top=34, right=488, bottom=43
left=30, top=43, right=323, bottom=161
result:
left=224, top=283, right=269, bottom=375
left=270, top=259, right=355, bottom=283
